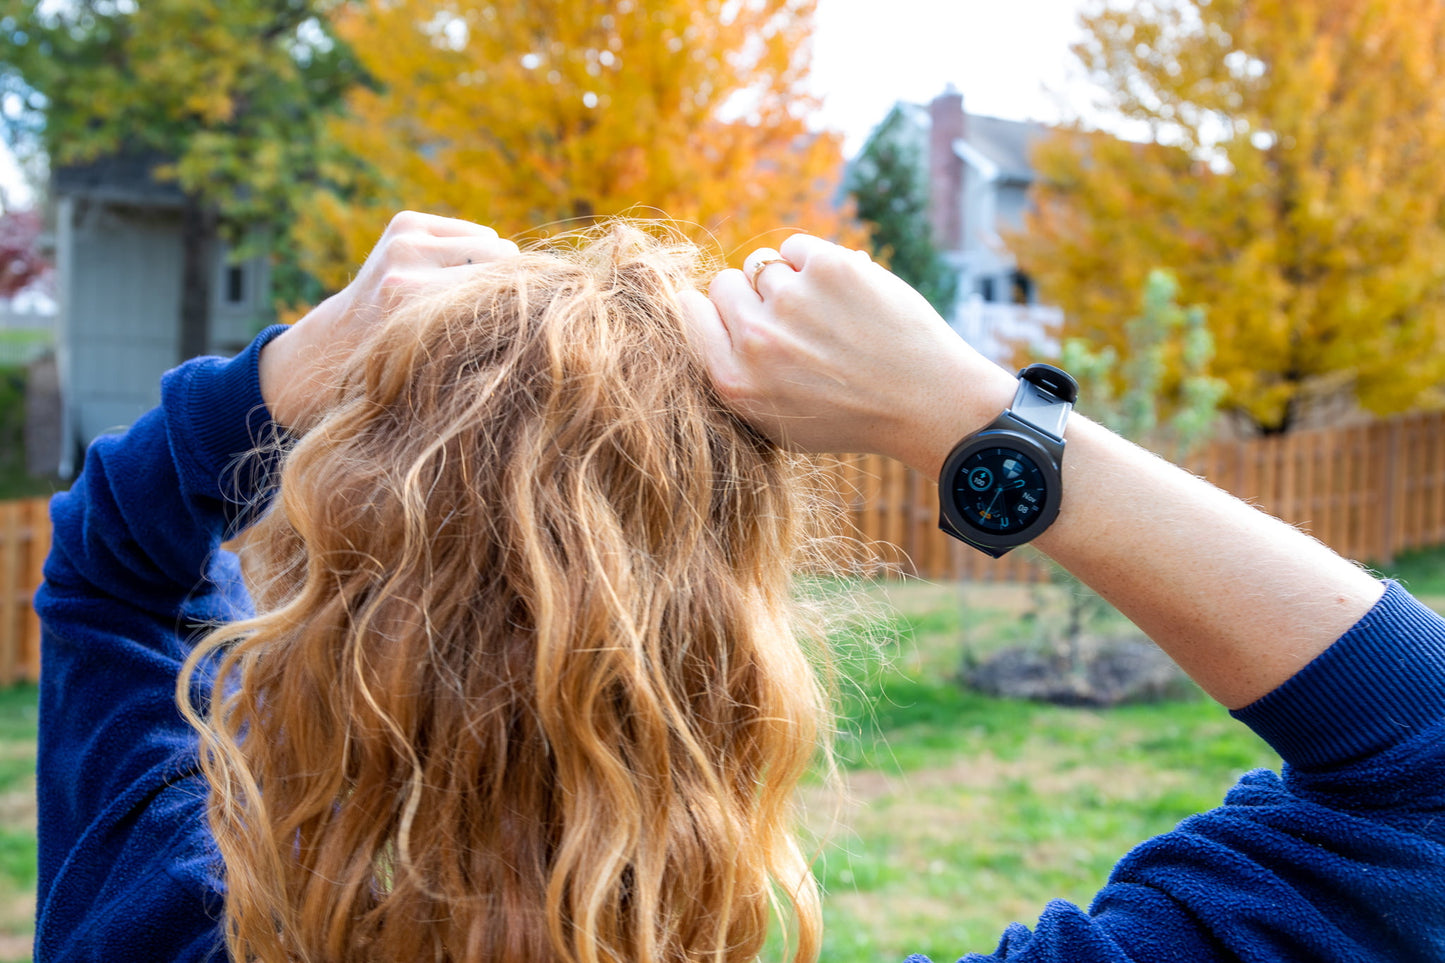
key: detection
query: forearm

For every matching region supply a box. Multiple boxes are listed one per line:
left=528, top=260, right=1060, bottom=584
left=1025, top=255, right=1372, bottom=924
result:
left=905, top=370, right=1382, bottom=707
left=699, top=238, right=1385, bottom=710
left=37, top=326, right=287, bottom=910
left=1024, top=417, right=1379, bottom=707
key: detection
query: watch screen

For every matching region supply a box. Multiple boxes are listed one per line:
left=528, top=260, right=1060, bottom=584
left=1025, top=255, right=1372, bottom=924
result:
left=951, top=447, right=1048, bottom=534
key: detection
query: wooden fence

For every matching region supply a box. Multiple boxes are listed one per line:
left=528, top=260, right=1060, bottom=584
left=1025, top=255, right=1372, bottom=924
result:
left=1, top=408, right=1444, bottom=684
left=0, top=496, right=49, bottom=685
left=819, top=408, right=1445, bottom=583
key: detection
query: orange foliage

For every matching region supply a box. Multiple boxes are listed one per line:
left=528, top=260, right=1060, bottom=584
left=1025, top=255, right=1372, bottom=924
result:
left=297, top=0, right=858, bottom=287
left=1010, top=0, right=1445, bottom=432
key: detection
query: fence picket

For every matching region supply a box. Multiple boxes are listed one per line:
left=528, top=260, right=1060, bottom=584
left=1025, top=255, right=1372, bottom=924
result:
left=23, top=498, right=47, bottom=682
left=0, top=501, right=18, bottom=685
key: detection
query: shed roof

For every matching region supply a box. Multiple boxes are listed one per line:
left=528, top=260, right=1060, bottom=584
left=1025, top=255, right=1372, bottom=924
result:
left=52, top=153, right=184, bottom=207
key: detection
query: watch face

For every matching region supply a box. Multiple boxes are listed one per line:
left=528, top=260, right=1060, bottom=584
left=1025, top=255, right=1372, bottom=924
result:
left=950, top=447, right=1049, bottom=534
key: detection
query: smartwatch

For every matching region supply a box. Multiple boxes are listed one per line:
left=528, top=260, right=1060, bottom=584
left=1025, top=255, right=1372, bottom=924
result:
left=938, top=363, right=1078, bottom=557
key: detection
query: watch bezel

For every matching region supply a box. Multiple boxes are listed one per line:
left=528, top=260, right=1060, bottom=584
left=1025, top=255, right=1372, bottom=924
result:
left=938, top=426, right=1064, bottom=556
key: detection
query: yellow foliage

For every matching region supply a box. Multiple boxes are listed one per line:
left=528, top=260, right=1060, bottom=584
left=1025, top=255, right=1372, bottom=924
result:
left=296, top=0, right=859, bottom=289
left=1009, top=0, right=1445, bottom=432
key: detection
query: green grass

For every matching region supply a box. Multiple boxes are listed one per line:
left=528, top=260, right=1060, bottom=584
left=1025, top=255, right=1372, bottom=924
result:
left=1377, top=543, right=1445, bottom=599
left=0, top=334, right=50, bottom=372
left=0, top=685, right=36, bottom=963
left=800, top=582, right=1281, bottom=963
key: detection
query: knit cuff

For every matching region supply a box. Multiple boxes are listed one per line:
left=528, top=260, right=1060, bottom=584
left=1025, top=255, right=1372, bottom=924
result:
left=160, top=325, right=290, bottom=514
left=1231, top=581, right=1445, bottom=770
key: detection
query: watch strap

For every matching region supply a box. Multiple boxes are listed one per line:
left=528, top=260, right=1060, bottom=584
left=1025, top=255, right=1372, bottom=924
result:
left=1008, top=363, right=1076, bottom=441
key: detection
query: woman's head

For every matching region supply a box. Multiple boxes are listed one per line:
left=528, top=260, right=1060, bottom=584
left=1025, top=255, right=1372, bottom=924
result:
left=187, top=223, right=830, bottom=963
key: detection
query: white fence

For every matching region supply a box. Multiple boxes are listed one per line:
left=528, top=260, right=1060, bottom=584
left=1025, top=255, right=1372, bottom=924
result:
left=0, top=306, right=55, bottom=368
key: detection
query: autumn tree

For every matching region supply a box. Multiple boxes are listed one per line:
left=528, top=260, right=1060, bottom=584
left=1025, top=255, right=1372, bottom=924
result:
left=1010, top=0, right=1445, bottom=433
left=0, top=209, right=48, bottom=300
left=298, top=0, right=856, bottom=287
left=0, top=0, right=364, bottom=357
left=847, top=106, right=957, bottom=314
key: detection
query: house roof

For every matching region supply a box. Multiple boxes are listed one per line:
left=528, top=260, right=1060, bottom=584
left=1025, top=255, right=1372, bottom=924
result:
left=959, top=114, right=1050, bottom=184
left=857, top=100, right=1052, bottom=185
left=52, top=153, right=184, bottom=207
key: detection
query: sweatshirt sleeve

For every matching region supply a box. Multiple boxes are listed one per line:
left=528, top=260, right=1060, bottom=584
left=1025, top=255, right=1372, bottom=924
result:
left=34, top=325, right=289, bottom=963
left=907, top=581, right=1445, bottom=963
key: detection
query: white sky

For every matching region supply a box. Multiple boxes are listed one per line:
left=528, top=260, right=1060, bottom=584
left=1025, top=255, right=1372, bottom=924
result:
left=810, top=0, right=1095, bottom=153
left=0, top=145, right=32, bottom=212
left=0, top=0, right=1094, bottom=211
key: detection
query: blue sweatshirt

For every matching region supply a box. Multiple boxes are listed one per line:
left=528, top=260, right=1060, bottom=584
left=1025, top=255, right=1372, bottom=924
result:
left=33, top=332, right=1445, bottom=962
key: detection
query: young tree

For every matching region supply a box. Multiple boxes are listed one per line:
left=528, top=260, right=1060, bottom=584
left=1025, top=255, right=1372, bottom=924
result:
left=0, top=0, right=364, bottom=357
left=968, top=271, right=1223, bottom=705
left=847, top=107, right=957, bottom=314
left=297, top=0, right=857, bottom=287
left=1009, top=0, right=1445, bottom=433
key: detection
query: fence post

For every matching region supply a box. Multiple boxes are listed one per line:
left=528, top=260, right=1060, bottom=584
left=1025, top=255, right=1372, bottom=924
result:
left=24, top=497, right=48, bottom=683
left=0, top=501, right=20, bottom=685
left=1380, top=420, right=1403, bottom=566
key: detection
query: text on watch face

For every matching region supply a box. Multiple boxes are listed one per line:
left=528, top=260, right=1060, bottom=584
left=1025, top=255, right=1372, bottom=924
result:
left=953, top=447, right=1047, bottom=533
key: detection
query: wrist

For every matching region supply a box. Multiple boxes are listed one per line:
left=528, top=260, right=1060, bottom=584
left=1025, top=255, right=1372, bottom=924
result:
left=163, top=324, right=289, bottom=512
left=891, top=360, right=1018, bottom=477
left=258, top=294, right=345, bottom=432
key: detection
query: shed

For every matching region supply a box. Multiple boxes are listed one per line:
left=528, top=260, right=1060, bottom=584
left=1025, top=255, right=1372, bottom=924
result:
left=53, top=154, right=273, bottom=472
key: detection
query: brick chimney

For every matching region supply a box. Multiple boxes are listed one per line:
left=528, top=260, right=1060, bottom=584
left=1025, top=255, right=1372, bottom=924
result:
left=928, top=85, right=965, bottom=251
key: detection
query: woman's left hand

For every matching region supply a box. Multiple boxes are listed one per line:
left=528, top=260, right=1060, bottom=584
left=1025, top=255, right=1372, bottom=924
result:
left=259, top=211, right=518, bottom=432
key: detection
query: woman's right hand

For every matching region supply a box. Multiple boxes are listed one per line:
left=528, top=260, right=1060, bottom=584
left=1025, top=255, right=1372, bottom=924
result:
left=684, top=234, right=1017, bottom=476
left=259, top=211, right=519, bottom=432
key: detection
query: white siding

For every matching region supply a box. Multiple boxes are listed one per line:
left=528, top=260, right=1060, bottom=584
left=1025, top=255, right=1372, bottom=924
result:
left=210, top=240, right=274, bottom=354
left=67, top=206, right=182, bottom=443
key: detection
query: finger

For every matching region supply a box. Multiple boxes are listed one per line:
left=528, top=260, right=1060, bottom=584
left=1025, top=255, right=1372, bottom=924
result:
left=436, top=235, right=521, bottom=268
left=387, top=210, right=502, bottom=239
left=679, top=288, right=734, bottom=365
left=742, top=246, right=783, bottom=278
left=683, top=286, right=753, bottom=408
left=709, top=268, right=762, bottom=325
left=742, top=247, right=796, bottom=299
left=776, top=233, right=837, bottom=269
left=387, top=234, right=518, bottom=271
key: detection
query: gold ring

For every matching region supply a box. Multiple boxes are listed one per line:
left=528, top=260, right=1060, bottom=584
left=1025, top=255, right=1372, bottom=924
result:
left=747, top=257, right=792, bottom=295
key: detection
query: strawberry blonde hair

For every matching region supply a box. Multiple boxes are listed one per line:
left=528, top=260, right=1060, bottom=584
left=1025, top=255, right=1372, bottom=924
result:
left=181, top=223, right=832, bottom=963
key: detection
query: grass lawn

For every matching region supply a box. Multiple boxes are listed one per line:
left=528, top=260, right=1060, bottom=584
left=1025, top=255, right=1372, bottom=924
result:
left=801, top=581, right=1280, bottom=963
left=0, top=573, right=1434, bottom=962
left=1376, top=542, right=1445, bottom=604
left=0, top=685, right=36, bottom=963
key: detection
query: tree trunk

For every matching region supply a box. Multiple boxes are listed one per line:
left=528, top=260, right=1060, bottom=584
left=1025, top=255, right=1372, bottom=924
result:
left=178, top=196, right=217, bottom=362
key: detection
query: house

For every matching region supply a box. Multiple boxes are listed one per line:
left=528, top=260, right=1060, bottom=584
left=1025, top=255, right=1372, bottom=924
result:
left=52, top=155, right=273, bottom=473
left=861, top=87, right=1063, bottom=361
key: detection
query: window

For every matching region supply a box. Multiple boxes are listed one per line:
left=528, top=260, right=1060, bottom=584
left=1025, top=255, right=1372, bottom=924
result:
left=1010, top=271, right=1033, bottom=305
left=225, top=264, right=247, bottom=305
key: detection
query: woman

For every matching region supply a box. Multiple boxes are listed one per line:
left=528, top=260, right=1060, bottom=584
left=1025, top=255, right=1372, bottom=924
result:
left=37, top=215, right=831, bottom=963
left=37, top=212, right=1445, bottom=963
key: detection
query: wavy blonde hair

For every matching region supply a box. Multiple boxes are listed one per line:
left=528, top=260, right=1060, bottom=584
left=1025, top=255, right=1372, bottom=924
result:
left=181, top=224, right=832, bottom=963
